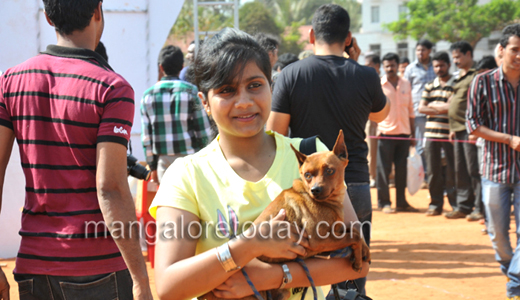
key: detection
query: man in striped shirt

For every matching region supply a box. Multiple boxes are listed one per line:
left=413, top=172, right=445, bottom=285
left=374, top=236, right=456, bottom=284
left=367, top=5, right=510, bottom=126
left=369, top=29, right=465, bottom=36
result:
left=418, top=51, right=457, bottom=216
left=140, top=45, right=212, bottom=183
left=0, top=1, right=152, bottom=299
left=467, top=24, right=520, bottom=300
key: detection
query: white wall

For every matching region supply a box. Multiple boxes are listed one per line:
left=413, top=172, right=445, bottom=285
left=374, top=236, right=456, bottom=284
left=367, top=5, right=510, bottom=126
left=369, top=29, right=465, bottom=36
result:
left=0, top=0, right=184, bottom=258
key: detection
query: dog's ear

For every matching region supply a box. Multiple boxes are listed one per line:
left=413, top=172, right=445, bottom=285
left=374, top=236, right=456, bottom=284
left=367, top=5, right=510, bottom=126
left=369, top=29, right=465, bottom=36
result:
left=290, top=144, right=307, bottom=167
left=332, top=130, right=348, bottom=161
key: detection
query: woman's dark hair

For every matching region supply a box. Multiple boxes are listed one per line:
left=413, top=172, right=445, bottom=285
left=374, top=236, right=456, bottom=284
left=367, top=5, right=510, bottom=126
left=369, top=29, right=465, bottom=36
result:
left=193, top=28, right=271, bottom=96
left=43, top=0, right=101, bottom=35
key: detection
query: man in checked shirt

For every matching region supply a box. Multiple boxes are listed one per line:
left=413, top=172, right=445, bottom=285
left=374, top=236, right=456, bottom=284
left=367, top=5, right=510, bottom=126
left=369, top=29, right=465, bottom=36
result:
left=141, top=45, right=212, bottom=183
left=467, top=24, right=520, bottom=300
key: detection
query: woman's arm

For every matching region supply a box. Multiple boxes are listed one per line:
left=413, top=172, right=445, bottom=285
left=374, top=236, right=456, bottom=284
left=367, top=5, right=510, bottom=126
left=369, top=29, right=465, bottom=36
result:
left=212, top=191, right=368, bottom=297
left=154, top=207, right=307, bottom=300
left=212, top=253, right=369, bottom=297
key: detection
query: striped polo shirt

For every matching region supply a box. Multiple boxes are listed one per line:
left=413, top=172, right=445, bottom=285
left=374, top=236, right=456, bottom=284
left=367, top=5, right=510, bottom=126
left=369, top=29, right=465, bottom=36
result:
left=422, top=76, right=455, bottom=139
left=0, top=45, right=134, bottom=276
left=467, top=67, right=520, bottom=184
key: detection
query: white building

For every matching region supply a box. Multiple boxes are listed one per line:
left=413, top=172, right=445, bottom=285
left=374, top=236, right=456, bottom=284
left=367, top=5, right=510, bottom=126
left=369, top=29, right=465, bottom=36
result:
left=355, top=0, right=498, bottom=65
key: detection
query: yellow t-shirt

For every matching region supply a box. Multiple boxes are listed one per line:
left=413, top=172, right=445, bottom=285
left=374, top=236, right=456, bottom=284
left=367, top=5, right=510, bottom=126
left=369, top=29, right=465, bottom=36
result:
left=150, top=131, right=329, bottom=300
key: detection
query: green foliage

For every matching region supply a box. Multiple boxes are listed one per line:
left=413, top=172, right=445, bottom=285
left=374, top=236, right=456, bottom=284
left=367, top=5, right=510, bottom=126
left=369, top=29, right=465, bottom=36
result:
left=169, top=1, right=233, bottom=43
left=384, top=0, right=520, bottom=47
left=255, top=0, right=361, bottom=31
left=239, top=2, right=282, bottom=35
left=168, top=0, right=361, bottom=55
left=279, top=21, right=306, bottom=55
left=331, top=0, right=362, bottom=33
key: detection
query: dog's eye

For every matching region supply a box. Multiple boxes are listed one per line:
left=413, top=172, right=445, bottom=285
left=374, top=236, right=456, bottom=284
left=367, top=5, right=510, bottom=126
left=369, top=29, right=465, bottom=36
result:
left=304, top=172, right=312, bottom=180
left=326, top=168, right=335, bottom=175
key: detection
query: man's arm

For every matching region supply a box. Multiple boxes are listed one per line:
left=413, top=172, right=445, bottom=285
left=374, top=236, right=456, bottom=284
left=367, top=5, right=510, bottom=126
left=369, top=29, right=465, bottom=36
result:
left=427, top=102, right=450, bottom=114
left=418, top=99, right=441, bottom=115
left=469, top=126, right=520, bottom=151
left=188, top=92, right=213, bottom=149
left=96, top=142, right=153, bottom=299
left=409, top=117, right=416, bottom=147
left=0, top=126, right=14, bottom=300
left=266, top=112, right=291, bottom=136
left=140, top=99, right=158, bottom=182
left=368, top=98, right=390, bottom=123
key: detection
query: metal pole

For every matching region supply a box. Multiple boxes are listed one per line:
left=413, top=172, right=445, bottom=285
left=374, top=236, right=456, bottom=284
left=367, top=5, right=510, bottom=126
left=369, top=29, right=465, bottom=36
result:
left=194, top=0, right=199, bottom=52
left=234, top=0, right=239, bottom=29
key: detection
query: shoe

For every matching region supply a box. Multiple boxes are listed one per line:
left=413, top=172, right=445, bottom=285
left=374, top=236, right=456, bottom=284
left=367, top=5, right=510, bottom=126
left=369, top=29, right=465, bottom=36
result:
left=382, top=205, right=395, bottom=214
left=466, top=212, right=484, bottom=222
left=396, top=205, right=419, bottom=212
left=425, top=209, right=441, bottom=216
left=444, top=210, right=467, bottom=219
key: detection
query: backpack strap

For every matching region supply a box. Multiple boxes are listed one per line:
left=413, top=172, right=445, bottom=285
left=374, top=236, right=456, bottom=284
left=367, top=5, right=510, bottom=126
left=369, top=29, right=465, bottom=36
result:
left=299, top=136, right=320, bottom=155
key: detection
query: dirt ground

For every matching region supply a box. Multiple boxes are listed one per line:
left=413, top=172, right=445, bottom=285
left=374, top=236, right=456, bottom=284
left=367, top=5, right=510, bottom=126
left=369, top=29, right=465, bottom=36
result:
left=1, top=188, right=509, bottom=299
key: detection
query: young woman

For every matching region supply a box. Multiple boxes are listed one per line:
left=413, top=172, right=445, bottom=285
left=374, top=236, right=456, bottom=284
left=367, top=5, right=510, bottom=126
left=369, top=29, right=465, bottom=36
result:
left=150, top=28, right=369, bottom=300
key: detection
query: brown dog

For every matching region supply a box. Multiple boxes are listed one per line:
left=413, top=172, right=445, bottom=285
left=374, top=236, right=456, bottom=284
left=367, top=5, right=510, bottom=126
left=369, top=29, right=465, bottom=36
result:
left=199, top=130, right=370, bottom=300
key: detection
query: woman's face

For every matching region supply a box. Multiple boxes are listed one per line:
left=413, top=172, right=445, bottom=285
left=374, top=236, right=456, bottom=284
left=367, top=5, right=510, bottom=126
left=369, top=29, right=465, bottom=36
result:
left=202, top=61, right=271, bottom=140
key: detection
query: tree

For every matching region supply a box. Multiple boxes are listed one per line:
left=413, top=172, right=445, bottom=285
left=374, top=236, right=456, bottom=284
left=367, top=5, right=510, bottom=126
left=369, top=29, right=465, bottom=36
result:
left=279, top=21, right=306, bottom=55
left=255, top=0, right=361, bottom=31
left=169, top=1, right=233, bottom=43
left=239, top=2, right=282, bottom=35
left=332, top=0, right=362, bottom=33
left=384, top=0, right=520, bottom=47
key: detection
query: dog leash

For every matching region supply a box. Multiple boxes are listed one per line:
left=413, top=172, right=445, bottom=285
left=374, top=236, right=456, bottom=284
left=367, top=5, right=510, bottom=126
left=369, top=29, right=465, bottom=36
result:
left=296, top=247, right=354, bottom=300
left=241, top=268, right=272, bottom=300
left=296, top=258, right=318, bottom=300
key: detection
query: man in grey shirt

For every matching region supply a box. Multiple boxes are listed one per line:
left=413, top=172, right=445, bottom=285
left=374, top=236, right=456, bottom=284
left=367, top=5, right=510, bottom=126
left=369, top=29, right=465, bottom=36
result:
left=404, top=39, right=436, bottom=175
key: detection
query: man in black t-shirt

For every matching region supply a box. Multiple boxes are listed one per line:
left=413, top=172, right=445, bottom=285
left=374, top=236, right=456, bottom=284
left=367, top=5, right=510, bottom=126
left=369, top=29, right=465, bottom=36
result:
left=266, top=4, right=390, bottom=296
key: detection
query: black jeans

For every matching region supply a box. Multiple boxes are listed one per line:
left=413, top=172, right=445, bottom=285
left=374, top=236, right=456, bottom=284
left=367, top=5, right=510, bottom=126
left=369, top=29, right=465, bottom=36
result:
left=425, top=140, right=457, bottom=212
left=376, top=135, right=411, bottom=208
left=326, top=182, right=371, bottom=297
left=454, top=130, right=482, bottom=214
left=15, top=269, right=133, bottom=300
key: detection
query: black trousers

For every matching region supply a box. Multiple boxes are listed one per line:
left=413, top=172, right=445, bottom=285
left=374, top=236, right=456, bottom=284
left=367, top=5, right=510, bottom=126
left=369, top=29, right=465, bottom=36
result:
left=454, top=130, right=482, bottom=214
left=425, top=139, right=457, bottom=211
left=376, top=135, right=411, bottom=208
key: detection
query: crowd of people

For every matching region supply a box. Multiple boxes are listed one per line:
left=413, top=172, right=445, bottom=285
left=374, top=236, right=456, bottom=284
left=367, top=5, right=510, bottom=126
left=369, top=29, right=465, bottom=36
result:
left=0, top=0, right=520, bottom=300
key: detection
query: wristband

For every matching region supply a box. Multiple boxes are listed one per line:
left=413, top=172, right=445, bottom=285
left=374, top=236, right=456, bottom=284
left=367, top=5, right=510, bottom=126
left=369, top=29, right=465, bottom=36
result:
left=215, top=242, right=241, bottom=272
left=278, top=264, right=292, bottom=289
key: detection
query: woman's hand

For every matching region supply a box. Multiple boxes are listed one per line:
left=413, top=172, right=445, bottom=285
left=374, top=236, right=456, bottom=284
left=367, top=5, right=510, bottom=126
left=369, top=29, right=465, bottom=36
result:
left=211, top=259, right=273, bottom=298
left=243, top=209, right=309, bottom=260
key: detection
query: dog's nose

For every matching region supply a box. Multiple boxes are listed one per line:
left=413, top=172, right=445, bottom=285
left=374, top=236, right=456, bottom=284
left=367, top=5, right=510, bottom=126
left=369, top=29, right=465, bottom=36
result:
left=311, top=186, right=322, bottom=196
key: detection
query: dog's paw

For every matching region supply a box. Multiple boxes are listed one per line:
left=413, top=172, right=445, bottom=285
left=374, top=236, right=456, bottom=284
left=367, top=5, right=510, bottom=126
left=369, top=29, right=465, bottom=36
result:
left=361, top=239, right=371, bottom=263
left=350, top=256, right=363, bottom=273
